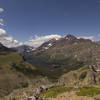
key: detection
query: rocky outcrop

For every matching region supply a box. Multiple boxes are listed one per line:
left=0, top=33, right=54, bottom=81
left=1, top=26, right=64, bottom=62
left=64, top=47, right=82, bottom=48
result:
left=23, top=84, right=55, bottom=100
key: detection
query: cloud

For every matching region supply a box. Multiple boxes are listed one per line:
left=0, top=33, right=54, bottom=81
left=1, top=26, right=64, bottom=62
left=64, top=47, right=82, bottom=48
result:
left=24, top=34, right=62, bottom=48
left=77, top=36, right=94, bottom=41
left=0, top=28, right=6, bottom=35
left=0, top=8, right=4, bottom=13
left=0, top=28, right=21, bottom=47
left=0, top=31, right=96, bottom=48
left=0, top=18, right=4, bottom=26
left=0, top=8, right=21, bottom=47
left=14, top=40, right=18, bottom=44
left=0, top=8, right=4, bottom=26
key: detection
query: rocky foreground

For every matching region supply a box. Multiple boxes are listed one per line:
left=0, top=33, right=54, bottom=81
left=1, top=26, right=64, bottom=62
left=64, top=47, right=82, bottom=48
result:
left=3, top=65, right=100, bottom=100
left=2, top=83, right=100, bottom=100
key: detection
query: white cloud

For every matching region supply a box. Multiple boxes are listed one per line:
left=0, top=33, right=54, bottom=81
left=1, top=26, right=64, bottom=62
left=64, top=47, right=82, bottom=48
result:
left=0, top=8, right=4, bottom=13
left=14, top=40, right=18, bottom=44
left=0, top=8, right=4, bottom=26
left=0, top=31, right=96, bottom=48
left=0, top=28, right=21, bottom=47
left=19, top=42, right=23, bottom=46
left=0, top=8, right=21, bottom=48
left=25, top=34, right=62, bottom=48
left=77, top=36, right=94, bottom=41
left=0, top=28, right=6, bottom=35
left=4, top=36, right=13, bottom=42
left=0, top=18, right=4, bottom=26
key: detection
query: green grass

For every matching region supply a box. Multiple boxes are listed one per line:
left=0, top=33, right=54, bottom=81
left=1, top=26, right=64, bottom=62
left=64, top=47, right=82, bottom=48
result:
left=29, top=55, right=84, bottom=81
left=78, top=66, right=89, bottom=72
left=0, top=51, right=36, bottom=97
left=39, top=86, right=73, bottom=98
left=40, top=86, right=100, bottom=98
left=76, top=87, right=100, bottom=97
left=0, top=52, right=23, bottom=66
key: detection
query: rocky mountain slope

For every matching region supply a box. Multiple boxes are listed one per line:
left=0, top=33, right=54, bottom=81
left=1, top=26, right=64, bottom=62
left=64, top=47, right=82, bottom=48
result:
left=21, top=34, right=100, bottom=80
left=37, top=65, right=100, bottom=100
left=0, top=43, right=45, bottom=98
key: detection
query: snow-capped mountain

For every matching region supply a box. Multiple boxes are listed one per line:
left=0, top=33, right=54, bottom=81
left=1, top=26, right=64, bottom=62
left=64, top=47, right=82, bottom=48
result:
left=34, top=34, right=92, bottom=52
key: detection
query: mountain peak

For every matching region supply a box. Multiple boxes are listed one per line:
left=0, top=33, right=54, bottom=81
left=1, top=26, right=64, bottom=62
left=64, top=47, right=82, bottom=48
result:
left=65, top=34, right=77, bottom=40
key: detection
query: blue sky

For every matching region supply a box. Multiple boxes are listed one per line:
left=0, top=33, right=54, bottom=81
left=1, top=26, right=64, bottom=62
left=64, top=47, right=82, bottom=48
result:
left=0, top=0, right=100, bottom=47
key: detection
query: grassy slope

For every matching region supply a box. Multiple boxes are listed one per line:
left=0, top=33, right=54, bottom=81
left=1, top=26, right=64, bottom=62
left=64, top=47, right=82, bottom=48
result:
left=0, top=51, right=36, bottom=97
left=39, top=65, right=100, bottom=99
left=39, top=86, right=73, bottom=98
left=26, top=54, right=84, bottom=81
left=76, top=87, right=100, bottom=97
left=39, top=86, right=100, bottom=99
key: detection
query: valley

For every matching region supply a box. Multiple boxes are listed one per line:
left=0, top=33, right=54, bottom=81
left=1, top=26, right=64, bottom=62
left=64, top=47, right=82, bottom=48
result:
left=1, top=35, right=100, bottom=100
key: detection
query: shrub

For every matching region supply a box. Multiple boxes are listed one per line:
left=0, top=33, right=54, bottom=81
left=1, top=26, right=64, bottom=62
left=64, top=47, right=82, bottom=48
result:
left=79, top=71, right=87, bottom=80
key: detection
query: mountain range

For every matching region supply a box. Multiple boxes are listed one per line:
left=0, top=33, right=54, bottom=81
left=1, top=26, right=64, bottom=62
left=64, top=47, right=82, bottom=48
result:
left=1, top=34, right=100, bottom=99
left=16, top=35, right=100, bottom=79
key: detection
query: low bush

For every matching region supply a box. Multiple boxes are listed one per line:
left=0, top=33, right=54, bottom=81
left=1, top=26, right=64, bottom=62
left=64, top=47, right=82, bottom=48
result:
left=79, top=71, right=87, bottom=80
left=40, top=86, right=73, bottom=98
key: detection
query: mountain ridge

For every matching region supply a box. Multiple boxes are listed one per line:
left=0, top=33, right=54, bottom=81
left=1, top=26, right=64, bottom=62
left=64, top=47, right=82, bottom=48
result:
left=19, top=34, right=98, bottom=80
left=0, top=43, right=37, bottom=98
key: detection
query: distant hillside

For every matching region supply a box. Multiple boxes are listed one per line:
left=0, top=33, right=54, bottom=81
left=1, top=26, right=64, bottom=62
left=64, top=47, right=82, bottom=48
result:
left=22, top=35, right=100, bottom=80
left=0, top=43, right=37, bottom=97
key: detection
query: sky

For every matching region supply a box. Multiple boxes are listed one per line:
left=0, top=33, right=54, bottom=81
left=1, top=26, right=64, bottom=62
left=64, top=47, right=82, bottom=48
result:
left=0, top=0, right=100, bottom=47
